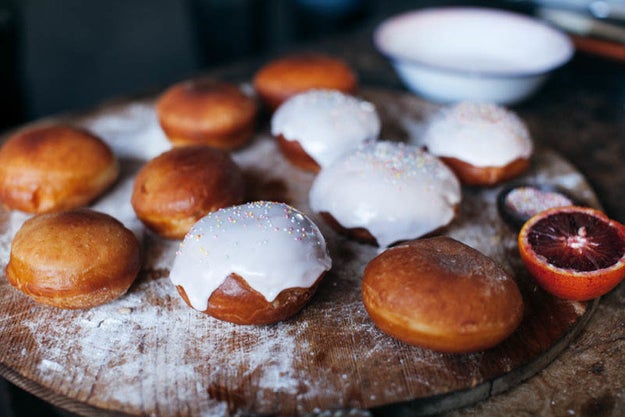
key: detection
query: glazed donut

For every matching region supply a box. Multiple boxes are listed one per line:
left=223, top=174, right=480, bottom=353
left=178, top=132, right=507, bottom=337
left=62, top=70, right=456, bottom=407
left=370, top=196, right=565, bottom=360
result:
left=362, top=236, right=524, bottom=353
left=0, top=124, right=119, bottom=213
left=309, top=141, right=461, bottom=247
left=156, top=78, right=258, bottom=150
left=169, top=201, right=332, bottom=325
left=131, top=145, right=245, bottom=240
left=6, top=209, right=142, bottom=309
left=253, top=53, right=358, bottom=110
left=271, top=89, right=381, bottom=172
left=419, top=102, right=533, bottom=186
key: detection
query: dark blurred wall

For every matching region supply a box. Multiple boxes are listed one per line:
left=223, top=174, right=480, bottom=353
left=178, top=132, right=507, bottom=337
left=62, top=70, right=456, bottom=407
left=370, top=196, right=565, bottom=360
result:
left=0, top=0, right=21, bottom=129
left=1, top=0, right=382, bottom=131
left=0, top=0, right=517, bottom=132
left=18, top=0, right=199, bottom=123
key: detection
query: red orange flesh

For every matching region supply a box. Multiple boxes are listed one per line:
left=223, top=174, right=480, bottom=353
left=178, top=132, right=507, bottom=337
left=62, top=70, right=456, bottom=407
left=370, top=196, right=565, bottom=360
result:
left=518, top=206, right=625, bottom=301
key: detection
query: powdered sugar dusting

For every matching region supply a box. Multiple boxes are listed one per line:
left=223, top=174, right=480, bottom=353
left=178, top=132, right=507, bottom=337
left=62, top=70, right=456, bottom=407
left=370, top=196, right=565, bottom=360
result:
left=22, top=274, right=330, bottom=414
left=91, top=175, right=144, bottom=240
left=79, top=100, right=171, bottom=160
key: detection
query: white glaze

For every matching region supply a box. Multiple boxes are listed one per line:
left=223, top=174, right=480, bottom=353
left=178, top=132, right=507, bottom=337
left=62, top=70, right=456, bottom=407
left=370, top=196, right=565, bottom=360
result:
left=419, top=102, right=533, bottom=167
left=309, top=141, right=461, bottom=248
left=169, top=201, right=332, bottom=311
left=271, top=89, right=381, bottom=168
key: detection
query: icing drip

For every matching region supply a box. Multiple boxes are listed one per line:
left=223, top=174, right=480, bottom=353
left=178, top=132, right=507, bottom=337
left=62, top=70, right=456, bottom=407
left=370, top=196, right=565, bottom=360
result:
left=169, top=201, right=332, bottom=311
left=309, top=141, right=461, bottom=248
left=420, top=102, right=533, bottom=167
left=271, top=89, right=381, bottom=167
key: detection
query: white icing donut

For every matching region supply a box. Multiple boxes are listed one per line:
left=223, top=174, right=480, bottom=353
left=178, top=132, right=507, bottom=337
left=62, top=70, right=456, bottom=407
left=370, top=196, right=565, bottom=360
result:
left=419, top=102, right=533, bottom=167
left=169, top=201, right=332, bottom=311
left=309, top=141, right=461, bottom=248
left=271, top=89, right=381, bottom=168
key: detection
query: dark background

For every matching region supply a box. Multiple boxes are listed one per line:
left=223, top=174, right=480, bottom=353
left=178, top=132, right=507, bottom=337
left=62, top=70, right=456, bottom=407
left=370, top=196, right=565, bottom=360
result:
left=0, top=0, right=526, bottom=132
left=0, top=0, right=549, bottom=416
left=0, top=0, right=386, bottom=132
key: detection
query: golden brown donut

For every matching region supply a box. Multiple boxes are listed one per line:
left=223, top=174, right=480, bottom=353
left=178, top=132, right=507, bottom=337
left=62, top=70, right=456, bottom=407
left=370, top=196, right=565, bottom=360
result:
left=6, top=209, right=142, bottom=309
left=253, top=53, right=358, bottom=110
left=0, top=124, right=119, bottom=213
left=131, top=145, right=245, bottom=239
left=156, top=78, right=258, bottom=150
left=362, top=236, right=524, bottom=353
left=176, top=273, right=324, bottom=325
left=440, top=156, right=531, bottom=187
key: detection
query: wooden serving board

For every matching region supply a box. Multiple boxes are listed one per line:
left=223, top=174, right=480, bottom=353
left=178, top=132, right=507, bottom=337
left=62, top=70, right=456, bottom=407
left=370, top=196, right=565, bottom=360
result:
left=0, top=88, right=600, bottom=417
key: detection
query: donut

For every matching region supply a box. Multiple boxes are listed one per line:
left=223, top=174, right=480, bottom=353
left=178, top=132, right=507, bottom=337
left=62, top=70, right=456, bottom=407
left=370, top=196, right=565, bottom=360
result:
left=0, top=124, right=119, bottom=213
left=253, top=53, right=358, bottom=111
left=419, top=102, right=533, bottom=186
left=271, top=89, right=381, bottom=172
left=309, top=141, right=461, bottom=247
left=497, top=183, right=577, bottom=229
left=6, top=209, right=142, bottom=309
left=362, top=236, right=524, bottom=353
left=131, top=145, right=245, bottom=240
left=169, top=201, right=332, bottom=325
left=156, top=78, right=258, bottom=150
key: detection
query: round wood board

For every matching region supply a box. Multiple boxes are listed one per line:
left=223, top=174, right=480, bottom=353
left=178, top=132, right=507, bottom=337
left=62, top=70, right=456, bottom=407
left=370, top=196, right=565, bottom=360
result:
left=0, top=88, right=600, bottom=417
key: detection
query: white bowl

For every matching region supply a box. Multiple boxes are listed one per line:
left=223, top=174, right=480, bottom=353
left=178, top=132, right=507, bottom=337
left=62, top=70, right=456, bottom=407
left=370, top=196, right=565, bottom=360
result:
left=374, top=7, right=574, bottom=104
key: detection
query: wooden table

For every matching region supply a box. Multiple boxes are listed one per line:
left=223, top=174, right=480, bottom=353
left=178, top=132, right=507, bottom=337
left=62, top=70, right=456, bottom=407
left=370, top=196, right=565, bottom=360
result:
left=2, top=12, right=625, bottom=417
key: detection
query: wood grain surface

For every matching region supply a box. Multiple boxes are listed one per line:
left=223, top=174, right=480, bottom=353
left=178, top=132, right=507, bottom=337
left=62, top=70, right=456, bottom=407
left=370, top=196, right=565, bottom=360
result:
left=0, top=88, right=601, bottom=417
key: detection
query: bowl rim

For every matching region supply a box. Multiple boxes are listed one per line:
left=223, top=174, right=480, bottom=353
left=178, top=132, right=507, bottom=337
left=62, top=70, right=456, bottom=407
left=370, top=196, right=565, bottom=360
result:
left=373, top=6, right=575, bottom=80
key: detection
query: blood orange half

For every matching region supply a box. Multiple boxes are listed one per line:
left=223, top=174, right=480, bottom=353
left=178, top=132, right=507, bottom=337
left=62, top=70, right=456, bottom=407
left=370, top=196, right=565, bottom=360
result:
left=518, top=206, right=625, bottom=301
